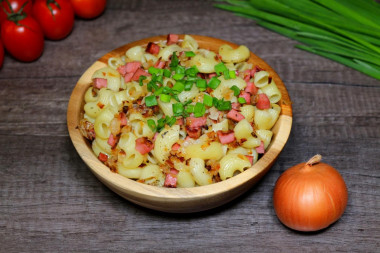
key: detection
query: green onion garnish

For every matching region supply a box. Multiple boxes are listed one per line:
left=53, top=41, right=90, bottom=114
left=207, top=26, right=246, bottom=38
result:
left=194, top=102, right=206, bottom=117
left=229, top=70, right=236, bottom=79
left=185, top=51, right=196, bottom=57
left=185, top=66, right=199, bottom=77
left=238, top=97, right=247, bottom=104
left=154, top=86, right=164, bottom=95
left=172, top=103, right=184, bottom=116
left=173, top=73, right=185, bottom=80
left=175, top=65, right=186, bottom=74
left=156, top=74, right=163, bottom=84
left=184, top=81, right=194, bottom=91
left=215, top=62, right=228, bottom=76
left=230, top=85, right=241, bottom=96
left=169, top=52, right=179, bottom=69
left=163, top=69, right=172, bottom=78
left=162, top=86, right=173, bottom=95
left=138, top=75, right=147, bottom=86
left=208, top=77, right=221, bottom=89
left=160, top=94, right=171, bottom=103
left=148, top=67, right=164, bottom=76
left=172, top=81, right=185, bottom=93
left=166, top=116, right=177, bottom=126
left=157, top=118, right=166, bottom=131
left=145, top=95, right=158, bottom=107
left=224, top=70, right=231, bottom=80
left=196, top=79, right=207, bottom=89
left=185, top=104, right=195, bottom=113
left=215, top=98, right=232, bottom=111
left=147, top=119, right=156, bottom=132
left=203, top=94, right=213, bottom=107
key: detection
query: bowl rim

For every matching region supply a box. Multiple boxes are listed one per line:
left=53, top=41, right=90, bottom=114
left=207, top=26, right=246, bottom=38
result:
left=67, top=34, right=292, bottom=210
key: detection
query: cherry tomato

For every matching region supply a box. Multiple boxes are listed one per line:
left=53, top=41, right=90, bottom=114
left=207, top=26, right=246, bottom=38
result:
left=0, top=39, right=4, bottom=68
left=1, top=14, right=44, bottom=62
left=70, top=0, right=106, bottom=19
left=32, top=0, right=74, bottom=40
left=0, top=0, right=33, bottom=24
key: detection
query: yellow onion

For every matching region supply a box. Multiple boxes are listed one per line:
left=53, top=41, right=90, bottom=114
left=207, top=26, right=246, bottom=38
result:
left=273, top=155, right=348, bottom=232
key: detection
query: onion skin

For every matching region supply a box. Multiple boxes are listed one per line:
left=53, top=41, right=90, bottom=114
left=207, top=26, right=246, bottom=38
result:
left=273, top=156, right=348, bottom=232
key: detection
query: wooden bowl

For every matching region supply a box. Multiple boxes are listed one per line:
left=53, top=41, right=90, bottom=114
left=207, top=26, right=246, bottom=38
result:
left=67, top=35, right=292, bottom=213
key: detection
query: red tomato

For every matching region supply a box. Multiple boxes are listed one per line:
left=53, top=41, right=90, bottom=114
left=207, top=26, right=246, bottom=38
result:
left=70, top=0, right=106, bottom=19
left=0, top=39, right=4, bottom=68
left=1, top=15, right=44, bottom=62
left=0, top=0, right=33, bottom=24
left=32, top=0, right=74, bottom=40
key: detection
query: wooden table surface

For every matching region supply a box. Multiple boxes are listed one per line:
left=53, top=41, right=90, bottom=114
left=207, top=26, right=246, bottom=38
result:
left=1, top=0, right=379, bottom=252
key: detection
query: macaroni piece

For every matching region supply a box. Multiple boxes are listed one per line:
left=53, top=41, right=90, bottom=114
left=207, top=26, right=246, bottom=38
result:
left=79, top=34, right=282, bottom=188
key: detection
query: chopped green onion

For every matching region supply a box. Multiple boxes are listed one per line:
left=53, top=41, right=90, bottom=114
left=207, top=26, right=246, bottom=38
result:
left=172, top=103, right=184, bottom=116
left=173, top=73, right=185, bottom=80
left=160, top=94, right=171, bottom=103
left=185, top=51, right=196, bottom=57
left=138, top=75, right=147, bottom=86
left=172, top=94, right=180, bottom=102
left=175, top=65, right=186, bottom=74
left=238, top=97, right=247, bottom=104
left=214, top=62, right=228, bottom=76
left=145, top=95, right=158, bottom=107
left=185, top=104, right=195, bottom=113
left=184, top=81, right=194, bottom=91
left=229, top=70, right=236, bottom=79
left=230, top=85, right=241, bottom=96
left=186, top=76, right=198, bottom=82
left=194, top=102, right=206, bottom=117
left=148, top=67, right=163, bottom=75
left=166, top=116, right=177, bottom=126
left=223, top=70, right=231, bottom=80
left=196, top=79, right=207, bottom=89
left=208, top=77, right=221, bottom=89
left=183, top=99, right=193, bottom=106
left=215, top=98, right=232, bottom=111
left=185, top=66, right=199, bottom=77
left=147, top=119, right=156, bottom=132
left=169, top=52, right=179, bottom=69
left=157, top=118, right=166, bottom=131
left=163, top=69, right=172, bottom=78
left=172, top=81, right=185, bottom=93
left=162, top=86, right=173, bottom=95
left=154, top=86, right=164, bottom=95
left=203, top=94, right=213, bottom=107
left=156, top=74, right=163, bottom=84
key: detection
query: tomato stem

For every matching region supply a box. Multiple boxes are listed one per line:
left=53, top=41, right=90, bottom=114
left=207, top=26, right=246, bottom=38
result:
left=306, top=154, right=322, bottom=166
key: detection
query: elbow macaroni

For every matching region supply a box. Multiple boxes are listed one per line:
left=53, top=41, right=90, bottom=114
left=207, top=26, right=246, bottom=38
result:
left=79, top=34, right=282, bottom=188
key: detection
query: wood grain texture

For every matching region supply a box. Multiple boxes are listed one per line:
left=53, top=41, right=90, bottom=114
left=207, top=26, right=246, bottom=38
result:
left=1, top=0, right=379, bottom=252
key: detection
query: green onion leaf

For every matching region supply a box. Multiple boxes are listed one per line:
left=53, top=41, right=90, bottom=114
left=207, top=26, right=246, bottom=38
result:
left=148, top=67, right=163, bottom=75
left=184, top=81, right=194, bottom=91
left=172, top=103, right=184, bottom=116
left=230, top=85, right=241, bottom=96
left=238, top=97, right=247, bottom=104
left=173, top=73, right=185, bottom=80
left=160, top=94, right=171, bottom=103
left=185, top=51, right=196, bottom=57
left=172, top=81, right=185, bottom=93
left=169, top=52, right=179, bottom=69
left=214, top=62, right=228, bottom=76
left=229, top=70, right=236, bottom=79
left=147, top=119, right=156, bottom=132
left=185, top=104, right=195, bottom=113
left=157, top=118, right=166, bottom=131
left=223, top=70, right=231, bottom=80
left=138, top=75, right=147, bottom=86
left=154, top=86, right=164, bottom=95
left=145, top=95, right=158, bottom=107
left=196, top=79, right=207, bottom=89
left=166, top=116, right=177, bottom=126
left=185, top=66, right=199, bottom=77
left=208, top=77, right=221, bottom=89
left=163, top=69, right=172, bottom=78
left=162, top=86, right=173, bottom=95
left=194, top=102, right=206, bottom=117
left=175, top=65, right=186, bottom=74
left=203, top=94, right=213, bottom=107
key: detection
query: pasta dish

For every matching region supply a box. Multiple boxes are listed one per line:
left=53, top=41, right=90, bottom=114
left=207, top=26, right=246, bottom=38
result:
left=79, top=34, right=282, bottom=188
